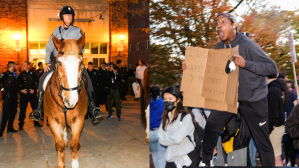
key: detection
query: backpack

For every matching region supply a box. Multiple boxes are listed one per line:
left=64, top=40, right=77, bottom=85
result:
left=180, top=112, right=205, bottom=162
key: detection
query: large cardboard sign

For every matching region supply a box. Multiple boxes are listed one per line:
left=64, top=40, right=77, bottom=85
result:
left=181, top=46, right=239, bottom=113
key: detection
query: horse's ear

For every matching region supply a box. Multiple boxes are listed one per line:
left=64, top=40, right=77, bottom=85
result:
left=77, top=32, right=85, bottom=50
left=52, top=35, right=64, bottom=50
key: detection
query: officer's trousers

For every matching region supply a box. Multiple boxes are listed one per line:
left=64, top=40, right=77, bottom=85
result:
left=202, top=97, right=275, bottom=166
left=0, top=94, right=17, bottom=135
left=107, top=88, right=121, bottom=117
left=122, top=81, right=128, bottom=99
left=38, top=61, right=93, bottom=93
left=19, top=92, right=38, bottom=126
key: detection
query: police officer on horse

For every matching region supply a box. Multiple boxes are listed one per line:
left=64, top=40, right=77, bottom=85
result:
left=29, top=6, right=103, bottom=124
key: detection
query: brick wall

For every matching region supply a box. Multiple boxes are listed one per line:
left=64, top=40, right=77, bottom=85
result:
left=109, top=0, right=129, bottom=63
left=0, top=0, right=28, bottom=74
left=128, top=0, right=149, bottom=69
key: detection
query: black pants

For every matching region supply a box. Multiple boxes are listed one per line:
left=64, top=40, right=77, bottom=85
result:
left=165, top=150, right=199, bottom=168
left=19, top=92, right=39, bottom=126
left=202, top=97, right=274, bottom=166
left=122, top=81, right=128, bottom=99
left=0, top=94, right=17, bottom=135
left=283, top=140, right=296, bottom=166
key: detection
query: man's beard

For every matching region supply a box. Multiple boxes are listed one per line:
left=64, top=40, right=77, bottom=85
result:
left=13, top=67, right=17, bottom=72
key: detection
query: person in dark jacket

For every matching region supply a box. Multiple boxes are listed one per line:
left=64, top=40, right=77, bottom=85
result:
left=286, top=104, right=299, bottom=150
left=149, top=86, right=167, bottom=168
left=17, top=61, right=43, bottom=129
left=266, top=74, right=285, bottom=166
left=283, top=79, right=298, bottom=167
left=105, top=62, right=121, bottom=121
left=98, top=62, right=109, bottom=112
left=36, top=62, right=44, bottom=78
left=86, top=62, right=102, bottom=119
left=182, top=13, right=277, bottom=166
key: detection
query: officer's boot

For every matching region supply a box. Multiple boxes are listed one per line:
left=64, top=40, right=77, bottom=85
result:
left=88, top=91, right=103, bottom=124
left=29, top=91, right=44, bottom=121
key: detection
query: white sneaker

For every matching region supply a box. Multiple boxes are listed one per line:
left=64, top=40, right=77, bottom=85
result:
left=224, top=163, right=228, bottom=167
left=287, top=162, right=291, bottom=167
left=199, top=161, right=206, bottom=167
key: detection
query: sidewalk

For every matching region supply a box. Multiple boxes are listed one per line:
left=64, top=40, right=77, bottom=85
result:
left=0, top=95, right=149, bottom=168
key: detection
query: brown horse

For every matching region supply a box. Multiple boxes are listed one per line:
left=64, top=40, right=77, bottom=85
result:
left=141, top=65, right=150, bottom=142
left=44, top=34, right=87, bottom=168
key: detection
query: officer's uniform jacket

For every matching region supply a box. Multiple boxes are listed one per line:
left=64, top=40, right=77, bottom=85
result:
left=17, top=70, right=39, bottom=93
left=0, top=71, right=18, bottom=99
left=45, top=25, right=83, bottom=63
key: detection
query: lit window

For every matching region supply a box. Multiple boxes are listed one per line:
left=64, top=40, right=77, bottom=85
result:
left=100, top=43, right=108, bottom=54
left=91, top=43, right=99, bottom=54
left=84, top=43, right=90, bottom=54
left=29, top=43, right=39, bottom=55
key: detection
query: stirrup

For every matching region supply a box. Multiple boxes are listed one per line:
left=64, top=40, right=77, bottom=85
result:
left=93, top=107, right=104, bottom=119
left=29, top=110, right=42, bottom=121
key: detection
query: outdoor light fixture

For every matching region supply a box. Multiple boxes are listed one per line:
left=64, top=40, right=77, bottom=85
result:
left=14, top=33, right=21, bottom=51
left=119, top=35, right=125, bottom=51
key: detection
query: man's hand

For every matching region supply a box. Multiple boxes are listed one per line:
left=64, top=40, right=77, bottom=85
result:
left=21, top=89, right=27, bottom=94
left=44, top=63, right=51, bottom=72
left=234, top=55, right=246, bottom=68
left=29, top=89, right=34, bottom=94
left=182, top=59, right=187, bottom=70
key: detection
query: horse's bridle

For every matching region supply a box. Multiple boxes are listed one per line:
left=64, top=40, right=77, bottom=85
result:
left=55, top=51, right=84, bottom=98
left=49, top=51, right=85, bottom=129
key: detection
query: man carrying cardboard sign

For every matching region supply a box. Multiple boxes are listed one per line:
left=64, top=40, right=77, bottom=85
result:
left=182, top=13, right=277, bottom=166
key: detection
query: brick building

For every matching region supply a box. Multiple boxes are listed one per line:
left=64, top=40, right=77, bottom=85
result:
left=127, top=0, right=149, bottom=69
left=0, top=0, right=28, bottom=74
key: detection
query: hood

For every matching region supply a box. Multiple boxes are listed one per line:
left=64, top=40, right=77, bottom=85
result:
left=150, top=97, right=164, bottom=110
left=268, top=79, right=285, bottom=91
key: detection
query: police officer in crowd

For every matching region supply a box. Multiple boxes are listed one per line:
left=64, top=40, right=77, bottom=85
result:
left=120, top=61, right=129, bottom=101
left=0, top=61, right=18, bottom=137
left=105, top=62, right=121, bottom=121
left=116, top=60, right=123, bottom=100
left=36, top=62, right=44, bottom=78
left=86, top=62, right=102, bottom=118
left=29, top=6, right=103, bottom=124
left=17, top=61, right=43, bottom=130
left=98, top=62, right=109, bottom=112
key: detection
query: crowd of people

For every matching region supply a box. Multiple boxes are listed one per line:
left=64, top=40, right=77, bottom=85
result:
left=149, top=12, right=299, bottom=168
left=0, top=58, right=148, bottom=137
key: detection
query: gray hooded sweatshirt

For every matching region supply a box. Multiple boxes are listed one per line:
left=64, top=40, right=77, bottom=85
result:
left=216, top=32, right=277, bottom=102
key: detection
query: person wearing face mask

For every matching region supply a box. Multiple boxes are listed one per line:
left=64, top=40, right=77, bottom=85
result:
left=150, top=86, right=167, bottom=168
left=158, top=86, right=198, bottom=168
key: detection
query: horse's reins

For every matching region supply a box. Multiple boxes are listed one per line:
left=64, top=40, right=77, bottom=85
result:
left=49, top=52, right=84, bottom=129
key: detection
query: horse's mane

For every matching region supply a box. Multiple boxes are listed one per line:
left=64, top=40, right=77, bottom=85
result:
left=62, top=39, right=80, bottom=58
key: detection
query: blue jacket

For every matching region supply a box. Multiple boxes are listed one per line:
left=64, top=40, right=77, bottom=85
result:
left=150, top=98, right=164, bottom=130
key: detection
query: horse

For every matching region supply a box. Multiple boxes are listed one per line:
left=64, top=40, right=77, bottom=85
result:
left=43, top=33, right=88, bottom=168
left=140, top=65, right=150, bottom=142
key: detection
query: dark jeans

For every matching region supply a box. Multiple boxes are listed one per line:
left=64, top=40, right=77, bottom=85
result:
left=165, top=150, right=199, bottom=168
left=0, top=94, right=17, bottom=135
left=107, top=88, right=121, bottom=117
left=283, top=140, right=296, bottom=166
left=202, top=97, right=275, bottom=166
left=19, top=92, right=38, bottom=126
left=121, top=81, right=128, bottom=99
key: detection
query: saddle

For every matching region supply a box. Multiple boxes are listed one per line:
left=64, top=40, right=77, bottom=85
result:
left=82, top=74, right=88, bottom=90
